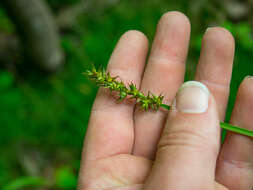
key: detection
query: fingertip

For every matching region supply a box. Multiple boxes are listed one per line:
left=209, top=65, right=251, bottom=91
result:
left=120, top=30, right=149, bottom=49
left=241, top=75, right=253, bottom=87
left=159, top=11, right=191, bottom=31
left=203, top=27, right=235, bottom=59
left=108, top=30, right=149, bottom=78
left=205, top=27, right=234, bottom=39
left=152, top=11, right=191, bottom=62
left=173, top=81, right=210, bottom=114
left=232, top=76, right=253, bottom=120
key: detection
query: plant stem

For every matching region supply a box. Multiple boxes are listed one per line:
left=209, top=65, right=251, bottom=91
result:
left=220, top=122, right=253, bottom=138
left=161, top=103, right=171, bottom=110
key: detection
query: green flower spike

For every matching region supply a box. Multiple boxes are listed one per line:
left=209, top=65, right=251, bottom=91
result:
left=85, top=65, right=165, bottom=110
left=85, top=65, right=253, bottom=139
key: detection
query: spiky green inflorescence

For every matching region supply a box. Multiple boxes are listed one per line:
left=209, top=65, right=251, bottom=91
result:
left=85, top=66, right=164, bottom=110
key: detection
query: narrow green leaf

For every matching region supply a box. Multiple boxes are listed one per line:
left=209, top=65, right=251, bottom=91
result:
left=220, top=122, right=253, bottom=138
left=3, top=176, right=48, bottom=190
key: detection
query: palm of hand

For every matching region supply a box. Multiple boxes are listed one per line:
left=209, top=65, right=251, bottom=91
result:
left=78, top=12, right=253, bottom=190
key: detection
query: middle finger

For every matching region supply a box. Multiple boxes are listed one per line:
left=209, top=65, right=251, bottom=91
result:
left=133, top=11, right=191, bottom=159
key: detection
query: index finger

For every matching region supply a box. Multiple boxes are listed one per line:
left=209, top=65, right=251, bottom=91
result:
left=81, top=30, right=149, bottom=162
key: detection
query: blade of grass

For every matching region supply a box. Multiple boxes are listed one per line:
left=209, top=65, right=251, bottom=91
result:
left=3, top=176, right=48, bottom=190
left=220, top=122, right=253, bottom=138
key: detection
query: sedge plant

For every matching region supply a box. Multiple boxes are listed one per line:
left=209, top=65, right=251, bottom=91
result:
left=85, top=65, right=253, bottom=138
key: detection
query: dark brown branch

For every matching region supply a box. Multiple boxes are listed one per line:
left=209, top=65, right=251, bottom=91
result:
left=0, top=33, right=20, bottom=65
left=0, top=0, right=120, bottom=72
left=2, top=0, right=64, bottom=72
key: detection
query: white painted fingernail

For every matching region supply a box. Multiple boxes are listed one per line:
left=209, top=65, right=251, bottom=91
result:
left=174, top=81, right=209, bottom=113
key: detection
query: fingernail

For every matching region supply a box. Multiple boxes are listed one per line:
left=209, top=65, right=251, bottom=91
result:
left=205, top=27, right=212, bottom=33
left=174, top=81, right=210, bottom=113
left=245, top=75, right=253, bottom=79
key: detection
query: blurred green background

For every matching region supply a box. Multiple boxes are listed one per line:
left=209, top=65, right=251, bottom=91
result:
left=0, top=0, right=253, bottom=189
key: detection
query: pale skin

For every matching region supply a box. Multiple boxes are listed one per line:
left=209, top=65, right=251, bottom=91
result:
left=77, top=11, right=253, bottom=190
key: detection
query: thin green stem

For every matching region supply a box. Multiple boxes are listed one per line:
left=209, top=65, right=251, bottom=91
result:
left=220, top=122, right=253, bottom=138
left=161, top=104, right=171, bottom=110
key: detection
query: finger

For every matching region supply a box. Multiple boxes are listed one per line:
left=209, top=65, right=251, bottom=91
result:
left=215, top=183, right=229, bottom=190
left=107, top=184, right=143, bottom=190
left=79, top=155, right=152, bottom=190
left=82, top=31, right=149, bottom=162
left=195, top=27, right=235, bottom=120
left=143, top=81, right=220, bottom=189
left=216, top=77, right=253, bottom=190
left=133, top=11, right=191, bottom=159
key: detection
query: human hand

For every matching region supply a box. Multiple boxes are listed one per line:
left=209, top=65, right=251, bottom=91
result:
left=77, top=11, right=253, bottom=190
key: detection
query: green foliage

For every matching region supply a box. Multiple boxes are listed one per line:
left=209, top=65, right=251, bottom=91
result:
left=0, top=71, right=14, bottom=89
left=3, top=177, right=48, bottom=190
left=0, top=8, right=15, bottom=33
left=1, top=0, right=253, bottom=189
left=55, top=167, right=77, bottom=189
